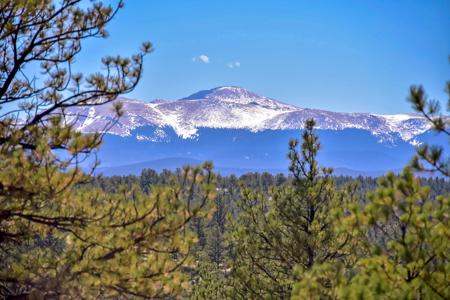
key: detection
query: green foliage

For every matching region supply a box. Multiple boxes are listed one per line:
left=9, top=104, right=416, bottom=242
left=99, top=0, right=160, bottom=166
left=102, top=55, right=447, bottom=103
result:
left=81, top=165, right=449, bottom=299
left=0, top=1, right=217, bottom=298
left=190, top=261, right=229, bottom=300
left=1, top=163, right=216, bottom=298
left=217, top=119, right=357, bottom=299
left=408, top=57, right=449, bottom=176
left=293, top=169, right=450, bottom=299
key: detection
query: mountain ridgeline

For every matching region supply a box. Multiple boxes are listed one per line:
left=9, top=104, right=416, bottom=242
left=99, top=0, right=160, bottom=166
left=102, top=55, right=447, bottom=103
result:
left=66, top=86, right=443, bottom=176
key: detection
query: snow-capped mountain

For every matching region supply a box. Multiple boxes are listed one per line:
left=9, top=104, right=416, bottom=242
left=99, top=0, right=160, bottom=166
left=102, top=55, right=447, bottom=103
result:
left=65, top=86, right=445, bottom=176
left=69, top=86, right=431, bottom=145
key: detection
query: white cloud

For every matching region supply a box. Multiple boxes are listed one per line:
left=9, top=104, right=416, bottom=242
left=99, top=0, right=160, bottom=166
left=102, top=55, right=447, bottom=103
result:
left=227, top=61, right=241, bottom=69
left=192, top=54, right=210, bottom=64
left=199, top=54, right=209, bottom=63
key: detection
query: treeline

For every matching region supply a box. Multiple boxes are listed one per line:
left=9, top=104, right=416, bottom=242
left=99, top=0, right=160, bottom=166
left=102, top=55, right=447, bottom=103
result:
left=92, top=169, right=450, bottom=201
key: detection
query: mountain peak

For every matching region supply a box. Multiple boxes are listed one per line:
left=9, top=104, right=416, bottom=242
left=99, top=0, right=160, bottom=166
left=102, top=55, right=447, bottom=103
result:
left=68, top=86, right=431, bottom=146
left=181, top=86, right=260, bottom=101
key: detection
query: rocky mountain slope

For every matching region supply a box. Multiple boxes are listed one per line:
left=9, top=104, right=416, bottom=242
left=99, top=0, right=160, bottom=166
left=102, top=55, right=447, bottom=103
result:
left=68, top=86, right=431, bottom=145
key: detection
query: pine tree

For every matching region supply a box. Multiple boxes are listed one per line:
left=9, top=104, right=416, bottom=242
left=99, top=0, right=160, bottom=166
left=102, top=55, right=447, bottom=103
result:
left=223, top=119, right=356, bottom=299
left=292, top=169, right=450, bottom=299
left=408, top=57, right=450, bottom=176
left=0, top=1, right=215, bottom=298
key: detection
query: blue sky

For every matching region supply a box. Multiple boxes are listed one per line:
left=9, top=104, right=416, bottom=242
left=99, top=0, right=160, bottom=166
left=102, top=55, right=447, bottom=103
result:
left=78, top=0, right=450, bottom=114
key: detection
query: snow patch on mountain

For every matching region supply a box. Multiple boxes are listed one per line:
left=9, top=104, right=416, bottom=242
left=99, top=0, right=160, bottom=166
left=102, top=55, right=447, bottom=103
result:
left=373, top=114, right=431, bottom=141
